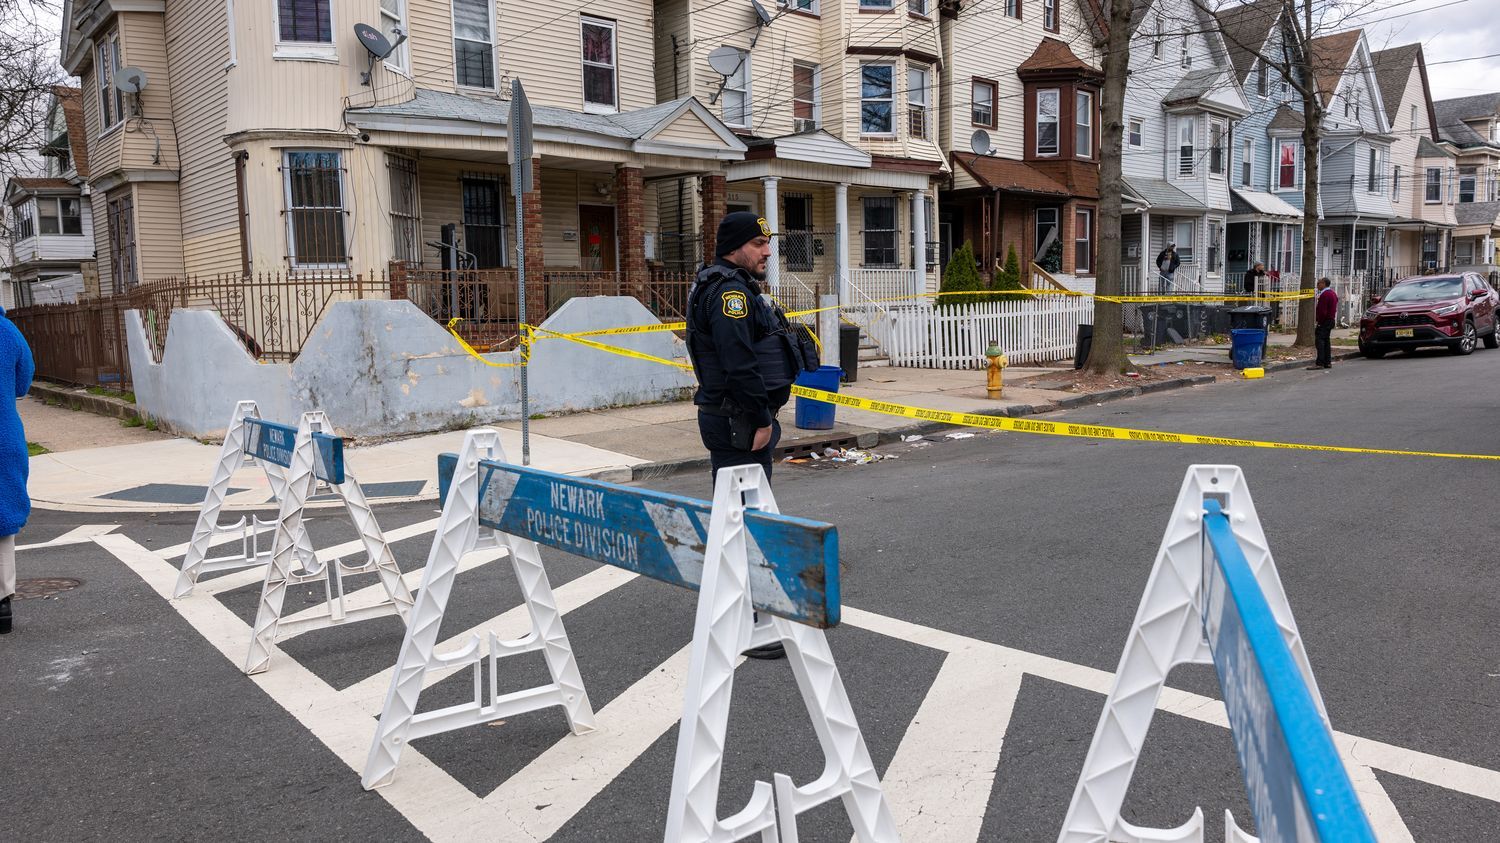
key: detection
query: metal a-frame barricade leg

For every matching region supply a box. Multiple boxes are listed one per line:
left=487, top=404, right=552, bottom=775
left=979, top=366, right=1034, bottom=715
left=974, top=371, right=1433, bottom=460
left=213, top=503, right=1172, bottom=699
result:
left=244, top=411, right=416, bottom=675
left=361, top=429, right=596, bottom=790
left=664, top=465, right=898, bottom=843
left=1057, top=465, right=1327, bottom=843
left=175, top=400, right=316, bottom=599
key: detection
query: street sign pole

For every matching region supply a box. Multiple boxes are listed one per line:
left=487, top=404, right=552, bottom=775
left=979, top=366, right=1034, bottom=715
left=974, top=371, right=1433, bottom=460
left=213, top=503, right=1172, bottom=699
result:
left=510, top=78, right=534, bottom=465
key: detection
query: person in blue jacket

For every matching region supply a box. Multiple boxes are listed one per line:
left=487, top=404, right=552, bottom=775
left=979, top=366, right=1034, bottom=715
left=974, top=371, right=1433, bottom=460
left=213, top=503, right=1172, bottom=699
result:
left=0, top=304, right=35, bottom=634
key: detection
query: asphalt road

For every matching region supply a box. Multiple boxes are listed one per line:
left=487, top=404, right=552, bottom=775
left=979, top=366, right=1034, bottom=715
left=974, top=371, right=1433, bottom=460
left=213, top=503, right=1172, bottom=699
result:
left=6, top=347, right=1499, bottom=841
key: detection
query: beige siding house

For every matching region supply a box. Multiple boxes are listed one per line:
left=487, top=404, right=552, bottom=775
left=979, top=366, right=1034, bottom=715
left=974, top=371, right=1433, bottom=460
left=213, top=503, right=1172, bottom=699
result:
left=1370, top=44, right=1456, bottom=278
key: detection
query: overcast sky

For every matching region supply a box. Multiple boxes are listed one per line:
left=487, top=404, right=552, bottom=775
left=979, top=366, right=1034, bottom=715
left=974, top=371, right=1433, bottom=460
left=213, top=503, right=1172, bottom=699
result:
left=1356, top=1, right=1500, bottom=102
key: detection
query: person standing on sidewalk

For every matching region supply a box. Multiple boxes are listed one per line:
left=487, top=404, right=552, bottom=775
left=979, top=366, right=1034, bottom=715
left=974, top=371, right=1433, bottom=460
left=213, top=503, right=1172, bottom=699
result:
left=1310, top=277, right=1338, bottom=370
left=0, top=303, right=36, bottom=633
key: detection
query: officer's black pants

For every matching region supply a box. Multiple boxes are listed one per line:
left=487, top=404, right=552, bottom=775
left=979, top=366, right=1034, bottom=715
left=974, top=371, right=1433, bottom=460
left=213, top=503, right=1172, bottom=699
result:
left=698, top=411, right=782, bottom=487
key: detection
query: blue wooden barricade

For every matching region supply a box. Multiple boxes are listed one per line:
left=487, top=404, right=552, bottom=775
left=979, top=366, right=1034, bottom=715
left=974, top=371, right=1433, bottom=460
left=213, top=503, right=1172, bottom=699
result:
left=437, top=453, right=840, bottom=628
left=246, top=418, right=345, bottom=485
left=1201, top=499, right=1376, bottom=843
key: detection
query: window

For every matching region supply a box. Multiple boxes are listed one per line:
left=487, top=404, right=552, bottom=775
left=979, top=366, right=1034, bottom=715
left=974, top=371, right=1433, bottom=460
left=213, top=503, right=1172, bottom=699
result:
left=784, top=194, right=813, bottom=272
left=908, top=67, right=930, bottom=139
left=1181, top=36, right=1190, bottom=69
left=1075, top=91, right=1092, bottom=158
left=1277, top=139, right=1297, bottom=189
left=971, top=80, right=996, bottom=128
left=107, top=192, right=136, bottom=293
left=282, top=150, right=347, bottom=267
left=13, top=203, right=33, bottom=240
left=1344, top=87, right=1360, bottom=121
left=1036, top=89, right=1059, bottom=156
left=453, top=0, right=494, bottom=89
left=380, top=0, right=408, bottom=72
left=1174, top=220, right=1195, bottom=262
left=235, top=151, right=251, bottom=274
left=1276, top=224, right=1296, bottom=272
left=1035, top=207, right=1058, bottom=261
left=1425, top=166, right=1443, bottom=202
left=581, top=17, right=617, bottom=112
left=793, top=62, right=820, bottom=129
left=1209, top=120, right=1224, bottom=176
left=96, top=31, right=123, bottom=130
left=1177, top=117, right=1195, bottom=177
left=1074, top=208, right=1091, bottom=272
left=1152, top=15, right=1164, bottom=60
left=1042, top=0, right=1057, bottom=31
left=462, top=176, right=506, bottom=268
left=1270, top=73, right=1286, bottom=101
left=1004, top=0, right=1019, bottom=18
left=388, top=155, right=421, bottom=265
left=1456, top=238, right=1474, bottom=264
left=862, top=197, right=898, bottom=267
left=1241, top=139, right=1253, bottom=186
left=277, top=0, right=332, bottom=43
left=860, top=0, right=893, bottom=8
left=908, top=0, right=929, bottom=15
left=1410, top=104, right=1418, bottom=130
left=1460, top=166, right=1477, bottom=202
left=1353, top=229, right=1368, bottom=272
left=1392, top=165, right=1401, bottom=201
left=35, top=198, right=82, bottom=235
left=1127, top=118, right=1142, bottom=148
left=1208, top=220, right=1221, bottom=272
left=780, top=0, right=818, bottom=12
left=1367, top=147, right=1380, bottom=193
left=721, top=49, right=750, bottom=127
left=860, top=64, right=895, bottom=134
left=1257, top=64, right=1267, bottom=97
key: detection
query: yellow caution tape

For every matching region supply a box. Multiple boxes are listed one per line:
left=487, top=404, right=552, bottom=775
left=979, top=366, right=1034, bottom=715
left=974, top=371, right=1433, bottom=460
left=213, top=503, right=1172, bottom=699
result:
left=529, top=325, right=695, bottom=371
left=788, top=386, right=1500, bottom=461
left=444, top=318, right=528, bottom=368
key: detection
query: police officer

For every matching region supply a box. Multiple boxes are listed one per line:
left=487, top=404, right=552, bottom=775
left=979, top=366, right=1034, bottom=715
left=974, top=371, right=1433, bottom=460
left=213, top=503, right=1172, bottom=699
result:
left=686, top=211, right=794, bottom=484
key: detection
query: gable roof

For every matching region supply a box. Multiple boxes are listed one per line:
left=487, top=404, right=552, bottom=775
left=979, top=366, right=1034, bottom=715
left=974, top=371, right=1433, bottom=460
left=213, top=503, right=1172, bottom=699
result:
left=1213, top=0, right=1285, bottom=84
left=1433, top=93, right=1500, bottom=149
left=1268, top=104, right=1304, bottom=131
left=1017, top=37, right=1101, bottom=77
left=1308, top=30, right=1362, bottom=107
left=1369, top=45, right=1420, bottom=126
left=1417, top=136, right=1454, bottom=158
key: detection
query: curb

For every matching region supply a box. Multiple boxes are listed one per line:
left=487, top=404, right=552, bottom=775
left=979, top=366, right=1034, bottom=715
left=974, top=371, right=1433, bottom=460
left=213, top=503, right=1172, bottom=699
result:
left=29, top=381, right=141, bottom=423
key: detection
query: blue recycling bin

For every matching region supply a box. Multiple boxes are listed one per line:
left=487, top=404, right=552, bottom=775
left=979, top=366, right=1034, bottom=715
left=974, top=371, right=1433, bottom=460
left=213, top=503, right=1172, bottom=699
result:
left=794, top=365, right=843, bottom=430
left=1230, top=328, right=1267, bottom=369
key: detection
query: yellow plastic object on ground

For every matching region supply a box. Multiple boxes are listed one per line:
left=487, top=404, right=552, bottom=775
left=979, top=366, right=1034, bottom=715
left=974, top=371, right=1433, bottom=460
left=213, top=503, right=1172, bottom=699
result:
left=1242, top=367, right=1265, bottom=379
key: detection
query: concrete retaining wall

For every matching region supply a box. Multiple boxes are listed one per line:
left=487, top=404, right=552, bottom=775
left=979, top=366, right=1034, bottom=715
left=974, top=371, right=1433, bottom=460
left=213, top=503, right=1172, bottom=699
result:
left=125, top=297, right=696, bottom=440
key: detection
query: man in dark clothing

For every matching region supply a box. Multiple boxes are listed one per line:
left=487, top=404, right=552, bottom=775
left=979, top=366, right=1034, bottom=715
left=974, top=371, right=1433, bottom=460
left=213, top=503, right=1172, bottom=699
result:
left=1155, top=244, right=1181, bottom=293
left=1243, top=262, right=1266, bottom=295
left=1309, top=277, right=1338, bottom=369
left=686, top=212, right=792, bottom=483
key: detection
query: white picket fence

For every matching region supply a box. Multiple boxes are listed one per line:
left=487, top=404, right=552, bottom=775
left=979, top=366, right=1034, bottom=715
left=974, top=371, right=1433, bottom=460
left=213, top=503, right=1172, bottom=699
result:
left=885, top=296, right=1095, bottom=369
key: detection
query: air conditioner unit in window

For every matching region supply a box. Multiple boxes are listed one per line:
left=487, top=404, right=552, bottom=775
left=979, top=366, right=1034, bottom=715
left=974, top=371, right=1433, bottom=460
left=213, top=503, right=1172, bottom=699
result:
left=793, top=118, right=818, bottom=133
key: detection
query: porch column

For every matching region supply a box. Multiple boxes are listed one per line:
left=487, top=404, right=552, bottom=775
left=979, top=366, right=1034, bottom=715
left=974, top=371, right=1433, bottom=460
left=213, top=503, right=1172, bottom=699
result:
left=912, top=189, right=927, bottom=297
left=615, top=165, right=647, bottom=292
left=762, top=176, right=779, bottom=289
left=835, top=182, right=850, bottom=302
left=1139, top=209, right=1151, bottom=292
left=701, top=172, right=725, bottom=266
left=522, top=158, right=545, bottom=321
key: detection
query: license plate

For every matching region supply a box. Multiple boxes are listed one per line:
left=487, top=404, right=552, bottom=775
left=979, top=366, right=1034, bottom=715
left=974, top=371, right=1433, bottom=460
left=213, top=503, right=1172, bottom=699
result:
left=1395, top=328, right=1414, bottom=338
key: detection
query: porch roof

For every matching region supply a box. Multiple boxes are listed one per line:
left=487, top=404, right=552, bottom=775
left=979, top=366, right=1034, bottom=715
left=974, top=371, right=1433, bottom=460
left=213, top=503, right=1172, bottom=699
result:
left=346, top=90, right=747, bottom=161
left=1230, top=188, right=1301, bottom=221
left=743, top=130, right=872, bottom=169
left=1162, top=68, right=1250, bottom=117
left=953, top=154, right=1070, bottom=196
left=1122, top=177, right=1205, bottom=211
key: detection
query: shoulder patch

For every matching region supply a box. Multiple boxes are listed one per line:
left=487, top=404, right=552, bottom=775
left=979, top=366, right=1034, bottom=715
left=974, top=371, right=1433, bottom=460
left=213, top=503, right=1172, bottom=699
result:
left=722, top=290, right=748, bottom=319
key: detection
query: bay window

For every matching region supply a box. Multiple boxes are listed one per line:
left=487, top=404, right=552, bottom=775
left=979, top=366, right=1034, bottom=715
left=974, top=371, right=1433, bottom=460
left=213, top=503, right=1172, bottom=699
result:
left=1425, top=167, right=1442, bottom=203
left=1277, top=139, right=1297, bottom=189
left=1074, top=208, right=1091, bottom=272
left=283, top=150, right=348, bottom=268
left=908, top=66, right=930, bottom=139
left=1177, top=117, right=1195, bottom=177
left=1036, top=89, right=1059, bottom=156
left=1075, top=91, right=1092, bottom=158
left=860, top=64, right=895, bottom=134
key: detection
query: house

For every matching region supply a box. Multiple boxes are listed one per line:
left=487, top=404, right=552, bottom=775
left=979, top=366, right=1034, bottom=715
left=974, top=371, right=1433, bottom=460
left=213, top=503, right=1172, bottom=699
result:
left=5, top=86, right=95, bottom=305
left=1432, top=92, right=1500, bottom=271
left=1120, top=0, right=1249, bottom=293
left=939, top=0, right=1105, bottom=282
left=652, top=0, right=948, bottom=304
left=1215, top=0, right=1309, bottom=286
left=1307, top=29, right=1395, bottom=280
left=58, top=0, right=748, bottom=321
left=1369, top=44, right=1455, bottom=279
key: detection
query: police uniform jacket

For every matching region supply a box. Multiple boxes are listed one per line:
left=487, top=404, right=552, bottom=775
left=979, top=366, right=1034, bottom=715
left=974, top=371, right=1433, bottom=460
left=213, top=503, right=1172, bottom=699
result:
left=686, top=259, right=795, bottom=428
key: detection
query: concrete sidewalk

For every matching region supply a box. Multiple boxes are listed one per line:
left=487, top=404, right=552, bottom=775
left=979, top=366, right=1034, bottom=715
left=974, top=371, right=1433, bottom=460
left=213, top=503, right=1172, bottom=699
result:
left=24, top=330, right=1347, bottom=512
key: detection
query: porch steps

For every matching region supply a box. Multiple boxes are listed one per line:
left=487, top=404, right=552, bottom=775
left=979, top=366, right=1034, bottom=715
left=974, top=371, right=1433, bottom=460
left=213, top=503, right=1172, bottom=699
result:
left=858, top=331, right=890, bottom=368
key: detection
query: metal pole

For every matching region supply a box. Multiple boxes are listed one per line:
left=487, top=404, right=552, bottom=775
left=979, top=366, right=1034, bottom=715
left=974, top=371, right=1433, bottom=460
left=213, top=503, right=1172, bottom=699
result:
left=517, top=168, right=529, bottom=466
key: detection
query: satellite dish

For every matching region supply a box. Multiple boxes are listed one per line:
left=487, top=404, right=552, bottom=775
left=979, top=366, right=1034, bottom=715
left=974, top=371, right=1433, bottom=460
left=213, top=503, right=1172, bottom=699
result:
left=752, top=0, right=773, bottom=26
left=707, top=46, right=744, bottom=77
left=969, top=129, right=992, bottom=156
left=115, top=67, right=148, bottom=94
left=355, top=23, right=395, bottom=59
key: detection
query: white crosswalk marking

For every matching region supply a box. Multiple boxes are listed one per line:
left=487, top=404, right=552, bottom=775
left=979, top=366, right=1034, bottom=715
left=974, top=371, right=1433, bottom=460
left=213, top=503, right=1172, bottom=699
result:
left=18, top=524, right=118, bottom=551
left=90, top=521, right=1499, bottom=843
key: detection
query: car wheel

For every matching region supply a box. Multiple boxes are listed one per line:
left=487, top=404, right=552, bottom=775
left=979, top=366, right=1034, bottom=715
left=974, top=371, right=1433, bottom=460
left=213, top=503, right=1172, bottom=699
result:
left=1485, top=321, right=1499, bottom=349
left=1451, top=319, right=1477, bottom=355
left=1360, top=343, right=1387, bottom=359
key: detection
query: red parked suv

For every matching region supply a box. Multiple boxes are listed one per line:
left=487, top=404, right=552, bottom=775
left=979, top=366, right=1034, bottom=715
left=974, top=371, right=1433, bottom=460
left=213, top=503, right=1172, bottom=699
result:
left=1359, top=273, right=1500, bottom=358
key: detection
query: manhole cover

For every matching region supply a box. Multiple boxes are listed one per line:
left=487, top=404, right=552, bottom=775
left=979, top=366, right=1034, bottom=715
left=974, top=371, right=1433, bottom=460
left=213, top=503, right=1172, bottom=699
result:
left=14, top=577, right=84, bottom=600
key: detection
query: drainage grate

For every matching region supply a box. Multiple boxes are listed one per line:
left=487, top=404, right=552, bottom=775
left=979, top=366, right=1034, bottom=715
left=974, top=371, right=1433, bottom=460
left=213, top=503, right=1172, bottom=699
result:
left=15, top=577, right=84, bottom=600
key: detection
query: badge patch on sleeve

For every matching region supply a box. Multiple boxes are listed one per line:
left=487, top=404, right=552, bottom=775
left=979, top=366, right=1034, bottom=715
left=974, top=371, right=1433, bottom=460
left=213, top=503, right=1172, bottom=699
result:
left=722, top=291, right=748, bottom=318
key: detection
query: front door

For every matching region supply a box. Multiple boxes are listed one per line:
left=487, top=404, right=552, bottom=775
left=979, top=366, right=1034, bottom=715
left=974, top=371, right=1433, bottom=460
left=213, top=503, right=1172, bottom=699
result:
left=579, top=205, right=617, bottom=271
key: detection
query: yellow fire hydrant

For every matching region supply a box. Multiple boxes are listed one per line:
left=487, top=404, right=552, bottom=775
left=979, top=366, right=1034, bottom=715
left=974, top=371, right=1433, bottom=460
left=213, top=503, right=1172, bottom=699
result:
left=984, top=341, right=1008, bottom=399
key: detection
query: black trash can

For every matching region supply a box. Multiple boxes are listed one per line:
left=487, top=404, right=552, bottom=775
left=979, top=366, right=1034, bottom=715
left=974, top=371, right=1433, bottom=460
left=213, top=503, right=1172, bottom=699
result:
left=1074, top=324, right=1094, bottom=369
left=839, top=323, right=862, bottom=383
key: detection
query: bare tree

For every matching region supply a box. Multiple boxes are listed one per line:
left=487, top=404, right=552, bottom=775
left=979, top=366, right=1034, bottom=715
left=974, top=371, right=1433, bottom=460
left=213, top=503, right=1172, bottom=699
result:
left=0, top=1, right=65, bottom=178
left=1085, top=0, right=1139, bottom=375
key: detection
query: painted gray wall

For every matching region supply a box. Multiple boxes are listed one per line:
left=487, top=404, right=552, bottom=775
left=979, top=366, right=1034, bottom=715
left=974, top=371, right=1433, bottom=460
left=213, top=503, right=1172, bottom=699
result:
left=125, top=297, right=697, bottom=440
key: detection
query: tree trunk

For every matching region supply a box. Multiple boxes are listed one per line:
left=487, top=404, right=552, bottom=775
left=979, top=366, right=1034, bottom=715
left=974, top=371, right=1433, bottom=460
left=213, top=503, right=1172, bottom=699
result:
left=1086, top=0, right=1135, bottom=375
left=1293, top=0, right=1318, bottom=348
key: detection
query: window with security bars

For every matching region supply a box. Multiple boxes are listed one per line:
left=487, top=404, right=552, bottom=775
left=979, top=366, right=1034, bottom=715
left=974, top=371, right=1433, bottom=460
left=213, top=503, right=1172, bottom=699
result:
left=862, top=197, right=899, bottom=268
left=388, top=155, right=421, bottom=265
left=453, top=0, right=494, bottom=89
left=462, top=176, right=507, bottom=269
left=283, top=150, right=347, bottom=267
left=279, top=0, right=332, bottom=42
left=783, top=194, right=814, bottom=272
left=107, top=192, right=137, bottom=293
